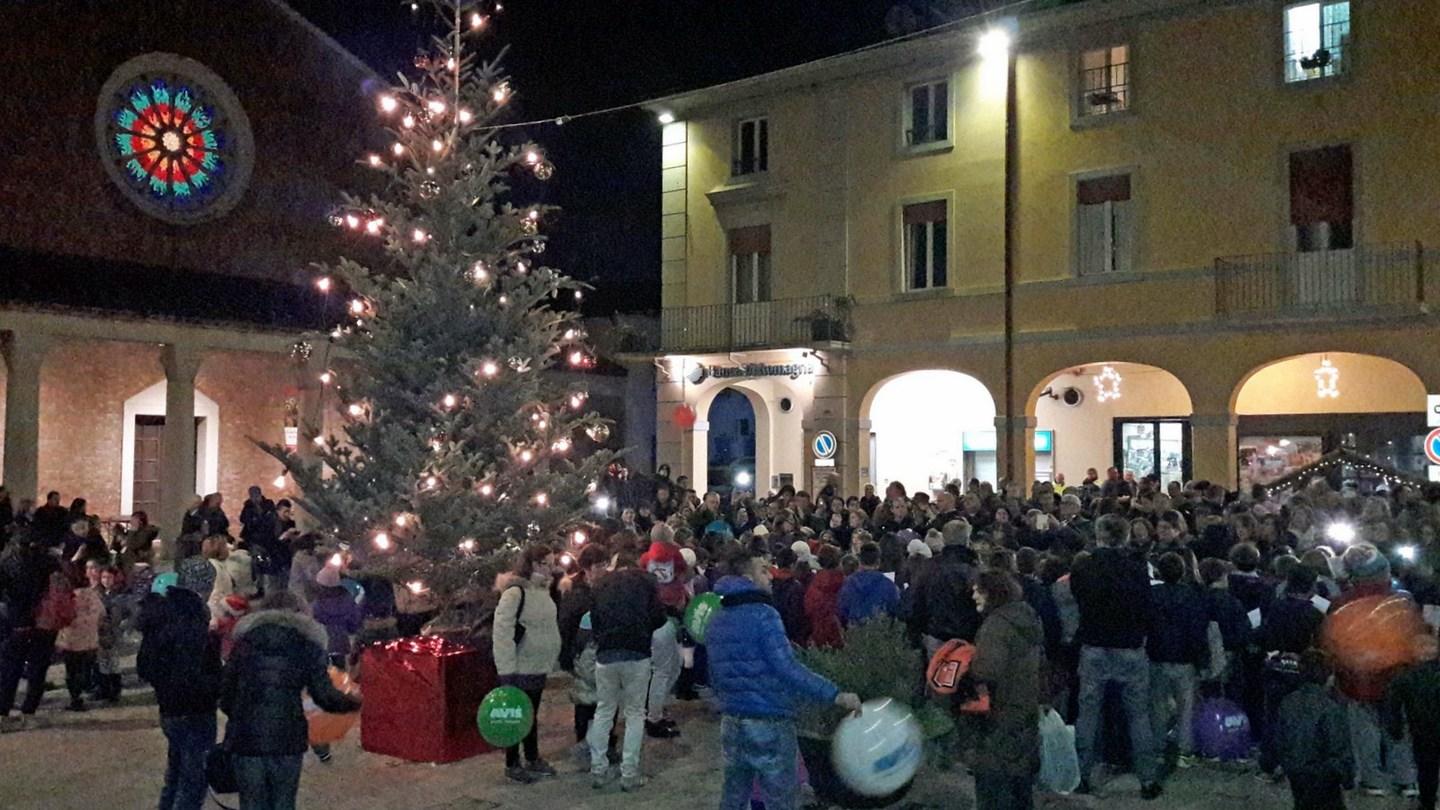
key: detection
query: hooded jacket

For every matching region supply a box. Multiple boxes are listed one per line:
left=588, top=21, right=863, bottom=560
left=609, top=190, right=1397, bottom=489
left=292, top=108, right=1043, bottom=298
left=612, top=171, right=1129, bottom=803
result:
left=770, top=569, right=811, bottom=646
left=707, top=576, right=838, bottom=719
left=638, top=540, right=689, bottom=610
left=969, top=599, right=1044, bottom=777
left=837, top=569, right=899, bottom=626
left=136, top=588, right=222, bottom=718
left=220, top=609, right=360, bottom=755
left=492, top=574, right=562, bottom=678
left=590, top=567, right=665, bottom=662
left=1072, top=546, right=1151, bottom=649
left=803, top=569, right=845, bottom=648
left=0, top=542, right=60, bottom=628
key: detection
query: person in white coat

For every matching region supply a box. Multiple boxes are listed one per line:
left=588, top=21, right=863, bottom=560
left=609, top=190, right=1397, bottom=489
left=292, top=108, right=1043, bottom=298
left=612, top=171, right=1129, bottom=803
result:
left=492, top=545, right=562, bottom=784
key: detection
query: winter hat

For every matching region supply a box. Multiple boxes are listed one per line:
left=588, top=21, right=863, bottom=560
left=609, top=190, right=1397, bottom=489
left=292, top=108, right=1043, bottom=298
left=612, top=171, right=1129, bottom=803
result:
left=680, top=547, right=697, bottom=569
left=704, top=520, right=733, bottom=538
left=925, top=529, right=945, bottom=554
left=1342, top=543, right=1390, bottom=581
left=175, top=556, right=216, bottom=600
left=896, top=529, right=919, bottom=545
left=221, top=593, right=250, bottom=618
left=752, top=524, right=770, bottom=537
left=316, top=565, right=342, bottom=588
left=790, top=540, right=816, bottom=566
left=907, top=538, right=933, bottom=559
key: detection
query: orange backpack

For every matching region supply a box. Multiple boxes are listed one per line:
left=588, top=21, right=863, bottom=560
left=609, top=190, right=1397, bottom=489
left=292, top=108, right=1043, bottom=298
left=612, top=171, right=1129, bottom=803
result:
left=926, top=639, right=990, bottom=713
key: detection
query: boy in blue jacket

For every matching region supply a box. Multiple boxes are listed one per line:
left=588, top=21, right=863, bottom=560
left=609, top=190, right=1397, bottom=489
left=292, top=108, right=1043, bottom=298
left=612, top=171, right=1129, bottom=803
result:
left=707, top=548, right=861, bottom=810
left=837, top=542, right=899, bottom=626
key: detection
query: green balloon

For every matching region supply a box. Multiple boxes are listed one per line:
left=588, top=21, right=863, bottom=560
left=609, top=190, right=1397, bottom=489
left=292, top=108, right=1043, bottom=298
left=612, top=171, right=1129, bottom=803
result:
left=477, top=686, right=534, bottom=748
left=684, top=592, right=723, bottom=644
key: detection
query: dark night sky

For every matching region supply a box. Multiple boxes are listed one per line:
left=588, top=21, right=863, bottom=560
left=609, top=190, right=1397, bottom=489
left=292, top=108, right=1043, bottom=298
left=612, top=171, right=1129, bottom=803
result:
left=286, top=0, right=902, bottom=314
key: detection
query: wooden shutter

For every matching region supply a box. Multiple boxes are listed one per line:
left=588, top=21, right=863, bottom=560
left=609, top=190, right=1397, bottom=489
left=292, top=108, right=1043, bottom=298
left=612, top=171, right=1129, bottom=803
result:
left=1290, top=145, right=1353, bottom=225
left=728, top=225, right=771, bottom=255
left=902, top=200, right=947, bottom=225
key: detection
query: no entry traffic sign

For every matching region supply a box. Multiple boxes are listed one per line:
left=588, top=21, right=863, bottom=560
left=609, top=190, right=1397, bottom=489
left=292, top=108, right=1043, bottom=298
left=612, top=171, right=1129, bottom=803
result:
left=1426, top=427, right=1440, bottom=466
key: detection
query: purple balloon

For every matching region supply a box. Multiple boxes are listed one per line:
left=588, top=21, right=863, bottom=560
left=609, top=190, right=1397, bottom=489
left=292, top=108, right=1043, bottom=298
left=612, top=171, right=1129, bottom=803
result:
left=1192, top=698, right=1251, bottom=760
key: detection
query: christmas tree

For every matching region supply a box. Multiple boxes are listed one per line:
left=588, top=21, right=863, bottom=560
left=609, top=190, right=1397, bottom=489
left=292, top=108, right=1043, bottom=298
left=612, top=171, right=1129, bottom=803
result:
left=264, top=0, right=612, bottom=609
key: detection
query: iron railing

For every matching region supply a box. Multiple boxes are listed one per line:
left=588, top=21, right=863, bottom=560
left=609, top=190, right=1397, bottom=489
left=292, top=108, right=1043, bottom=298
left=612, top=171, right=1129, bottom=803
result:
left=1215, top=242, right=1424, bottom=317
left=660, top=295, right=846, bottom=353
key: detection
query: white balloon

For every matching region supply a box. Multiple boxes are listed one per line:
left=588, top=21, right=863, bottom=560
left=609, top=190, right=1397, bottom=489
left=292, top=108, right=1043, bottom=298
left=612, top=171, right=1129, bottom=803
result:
left=830, top=698, right=923, bottom=797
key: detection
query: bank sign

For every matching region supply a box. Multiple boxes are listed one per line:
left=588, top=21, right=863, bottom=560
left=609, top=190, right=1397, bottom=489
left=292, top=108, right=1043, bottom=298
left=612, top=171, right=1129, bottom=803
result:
left=687, top=361, right=815, bottom=384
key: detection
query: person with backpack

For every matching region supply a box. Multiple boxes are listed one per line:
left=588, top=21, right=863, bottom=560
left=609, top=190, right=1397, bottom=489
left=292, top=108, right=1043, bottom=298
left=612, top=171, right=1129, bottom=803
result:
left=137, top=582, right=222, bottom=810
left=0, top=532, right=64, bottom=730
left=492, top=545, right=562, bottom=784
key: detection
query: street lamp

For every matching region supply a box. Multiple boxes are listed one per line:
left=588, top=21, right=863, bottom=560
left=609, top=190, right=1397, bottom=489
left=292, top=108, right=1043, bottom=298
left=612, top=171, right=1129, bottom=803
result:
left=978, top=28, right=1011, bottom=60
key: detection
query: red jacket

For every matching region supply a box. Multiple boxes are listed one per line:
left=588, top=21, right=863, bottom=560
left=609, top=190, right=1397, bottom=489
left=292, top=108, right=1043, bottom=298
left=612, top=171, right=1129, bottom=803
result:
left=804, top=569, right=846, bottom=648
left=639, top=541, right=689, bottom=611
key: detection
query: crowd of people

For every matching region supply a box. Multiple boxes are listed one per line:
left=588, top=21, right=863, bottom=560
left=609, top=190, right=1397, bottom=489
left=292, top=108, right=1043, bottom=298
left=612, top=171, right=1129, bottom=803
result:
left=6, top=464, right=1440, bottom=810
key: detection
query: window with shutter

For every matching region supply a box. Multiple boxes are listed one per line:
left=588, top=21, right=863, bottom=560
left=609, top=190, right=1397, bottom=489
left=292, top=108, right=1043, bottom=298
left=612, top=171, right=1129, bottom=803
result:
left=733, top=116, right=769, bottom=176
left=1289, top=145, right=1353, bottom=252
left=902, top=200, right=948, bottom=290
left=1075, top=174, right=1134, bottom=276
left=904, top=80, right=949, bottom=146
left=729, top=226, right=772, bottom=304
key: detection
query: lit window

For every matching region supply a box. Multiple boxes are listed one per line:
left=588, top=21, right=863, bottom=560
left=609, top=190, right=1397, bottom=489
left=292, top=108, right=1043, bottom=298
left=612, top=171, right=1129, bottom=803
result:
left=732, top=116, right=768, bottom=176
left=1075, top=174, right=1134, bottom=276
left=1284, top=1, right=1350, bottom=83
left=905, top=79, right=949, bottom=146
left=1079, top=45, right=1130, bottom=117
left=902, top=200, right=947, bottom=290
left=728, top=226, right=771, bottom=304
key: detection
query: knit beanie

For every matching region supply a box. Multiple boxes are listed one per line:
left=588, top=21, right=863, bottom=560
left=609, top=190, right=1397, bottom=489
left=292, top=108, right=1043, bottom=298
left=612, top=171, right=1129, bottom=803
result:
left=1342, top=542, right=1390, bottom=582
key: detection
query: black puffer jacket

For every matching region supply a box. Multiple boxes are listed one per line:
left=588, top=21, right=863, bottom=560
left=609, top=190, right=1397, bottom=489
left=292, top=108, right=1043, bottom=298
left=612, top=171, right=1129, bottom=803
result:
left=221, top=609, right=360, bottom=756
left=136, top=588, right=221, bottom=718
left=0, top=542, right=59, bottom=628
left=591, top=568, right=665, bottom=659
left=907, top=544, right=981, bottom=643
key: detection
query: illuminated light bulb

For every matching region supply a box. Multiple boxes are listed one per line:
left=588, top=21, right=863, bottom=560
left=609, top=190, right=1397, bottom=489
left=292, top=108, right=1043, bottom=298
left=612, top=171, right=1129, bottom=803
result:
left=343, top=214, right=360, bottom=230
left=272, top=474, right=286, bottom=489
left=1398, top=545, right=1418, bottom=562
left=349, top=299, right=365, bottom=315
left=459, top=538, right=476, bottom=553
left=446, top=57, right=457, bottom=71
left=402, top=114, right=416, bottom=129
left=569, top=393, right=586, bottom=409
left=427, top=99, right=446, bottom=115
left=534, top=492, right=548, bottom=506
left=515, top=261, right=527, bottom=274
left=379, top=95, right=398, bottom=113
left=431, top=138, right=444, bottom=153
left=563, top=329, right=577, bottom=341
left=367, top=153, right=382, bottom=167
left=978, top=28, right=1011, bottom=60
left=568, top=351, right=584, bottom=366
left=586, top=481, right=598, bottom=493
left=412, top=228, right=428, bottom=243
left=594, top=494, right=611, bottom=512
left=458, top=108, right=473, bottom=124
left=480, top=360, right=499, bottom=378
left=470, top=11, right=484, bottom=28
left=478, top=483, right=494, bottom=497
left=329, top=553, right=344, bottom=568
left=519, top=449, right=534, bottom=463
left=574, top=291, right=583, bottom=302
left=498, top=295, right=508, bottom=306
left=365, top=218, right=383, bottom=235
left=406, top=580, right=426, bottom=595
left=442, top=393, right=457, bottom=408
left=312, top=434, right=326, bottom=447
left=373, top=532, right=392, bottom=550
left=1327, top=522, right=1356, bottom=545
left=552, top=438, right=570, bottom=453
left=572, top=530, right=587, bottom=545
left=527, top=208, right=540, bottom=221
left=392, top=142, right=405, bottom=156
left=394, top=514, right=408, bottom=527
left=536, top=419, right=548, bottom=430
left=525, top=150, right=540, bottom=164
left=657, top=111, right=675, bottom=125
left=347, top=403, right=364, bottom=417
left=492, top=85, right=509, bottom=103
left=472, top=262, right=489, bottom=282
left=559, top=552, right=573, bottom=567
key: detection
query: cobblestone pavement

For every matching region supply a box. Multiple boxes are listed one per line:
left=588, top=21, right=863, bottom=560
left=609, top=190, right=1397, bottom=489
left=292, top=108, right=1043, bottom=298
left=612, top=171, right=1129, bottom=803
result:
left=0, top=669, right=1417, bottom=810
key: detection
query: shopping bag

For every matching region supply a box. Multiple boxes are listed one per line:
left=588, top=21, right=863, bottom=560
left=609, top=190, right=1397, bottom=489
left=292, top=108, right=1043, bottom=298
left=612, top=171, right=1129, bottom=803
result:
left=1038, top=707, right=1080, bottom=794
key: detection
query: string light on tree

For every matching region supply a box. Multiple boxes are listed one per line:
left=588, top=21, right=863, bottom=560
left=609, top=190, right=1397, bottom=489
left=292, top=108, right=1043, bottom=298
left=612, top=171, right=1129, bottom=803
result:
left=373, top=532, right=392, bottom=551
left=316, top=277, right=333, bottom=292
left=379, top=95, right=398, bottom=113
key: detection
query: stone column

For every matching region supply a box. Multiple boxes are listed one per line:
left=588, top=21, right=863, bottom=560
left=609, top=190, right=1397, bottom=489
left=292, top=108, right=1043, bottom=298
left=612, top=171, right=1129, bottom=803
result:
left=2, top=331, right=54, bottom=502
left=159, top=344, right=203, bottom=539
left=994, top=414, right=1037, bottom=486
left=1190, top=413, right=1238, bottom=489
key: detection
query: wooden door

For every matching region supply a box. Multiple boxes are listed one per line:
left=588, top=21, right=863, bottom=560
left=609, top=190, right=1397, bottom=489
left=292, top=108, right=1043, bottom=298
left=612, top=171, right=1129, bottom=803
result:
left=133, top=416, right=164, bottom=517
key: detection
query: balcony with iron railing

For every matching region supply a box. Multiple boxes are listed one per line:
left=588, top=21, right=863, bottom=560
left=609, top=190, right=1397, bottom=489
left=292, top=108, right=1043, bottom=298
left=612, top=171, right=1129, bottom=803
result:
left=659, top=295, right=849, bottom=354
left=1214, top=242, right=1425, bottom=318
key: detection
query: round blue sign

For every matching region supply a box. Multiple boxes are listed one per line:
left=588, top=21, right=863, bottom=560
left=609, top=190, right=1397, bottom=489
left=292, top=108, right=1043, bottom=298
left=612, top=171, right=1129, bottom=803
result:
left=813, top=431, right=837, bottom=460
left=1426, top=428, right=1440, bottom=466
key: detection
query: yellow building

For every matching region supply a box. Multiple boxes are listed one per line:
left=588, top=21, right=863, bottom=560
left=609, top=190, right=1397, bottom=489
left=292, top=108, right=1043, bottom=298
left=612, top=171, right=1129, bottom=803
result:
left=646, top=0, right=1440, bottom=499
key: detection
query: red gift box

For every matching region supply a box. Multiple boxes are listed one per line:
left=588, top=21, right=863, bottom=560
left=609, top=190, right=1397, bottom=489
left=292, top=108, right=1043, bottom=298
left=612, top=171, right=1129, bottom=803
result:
left=360, top=635, right=497, bottom=763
